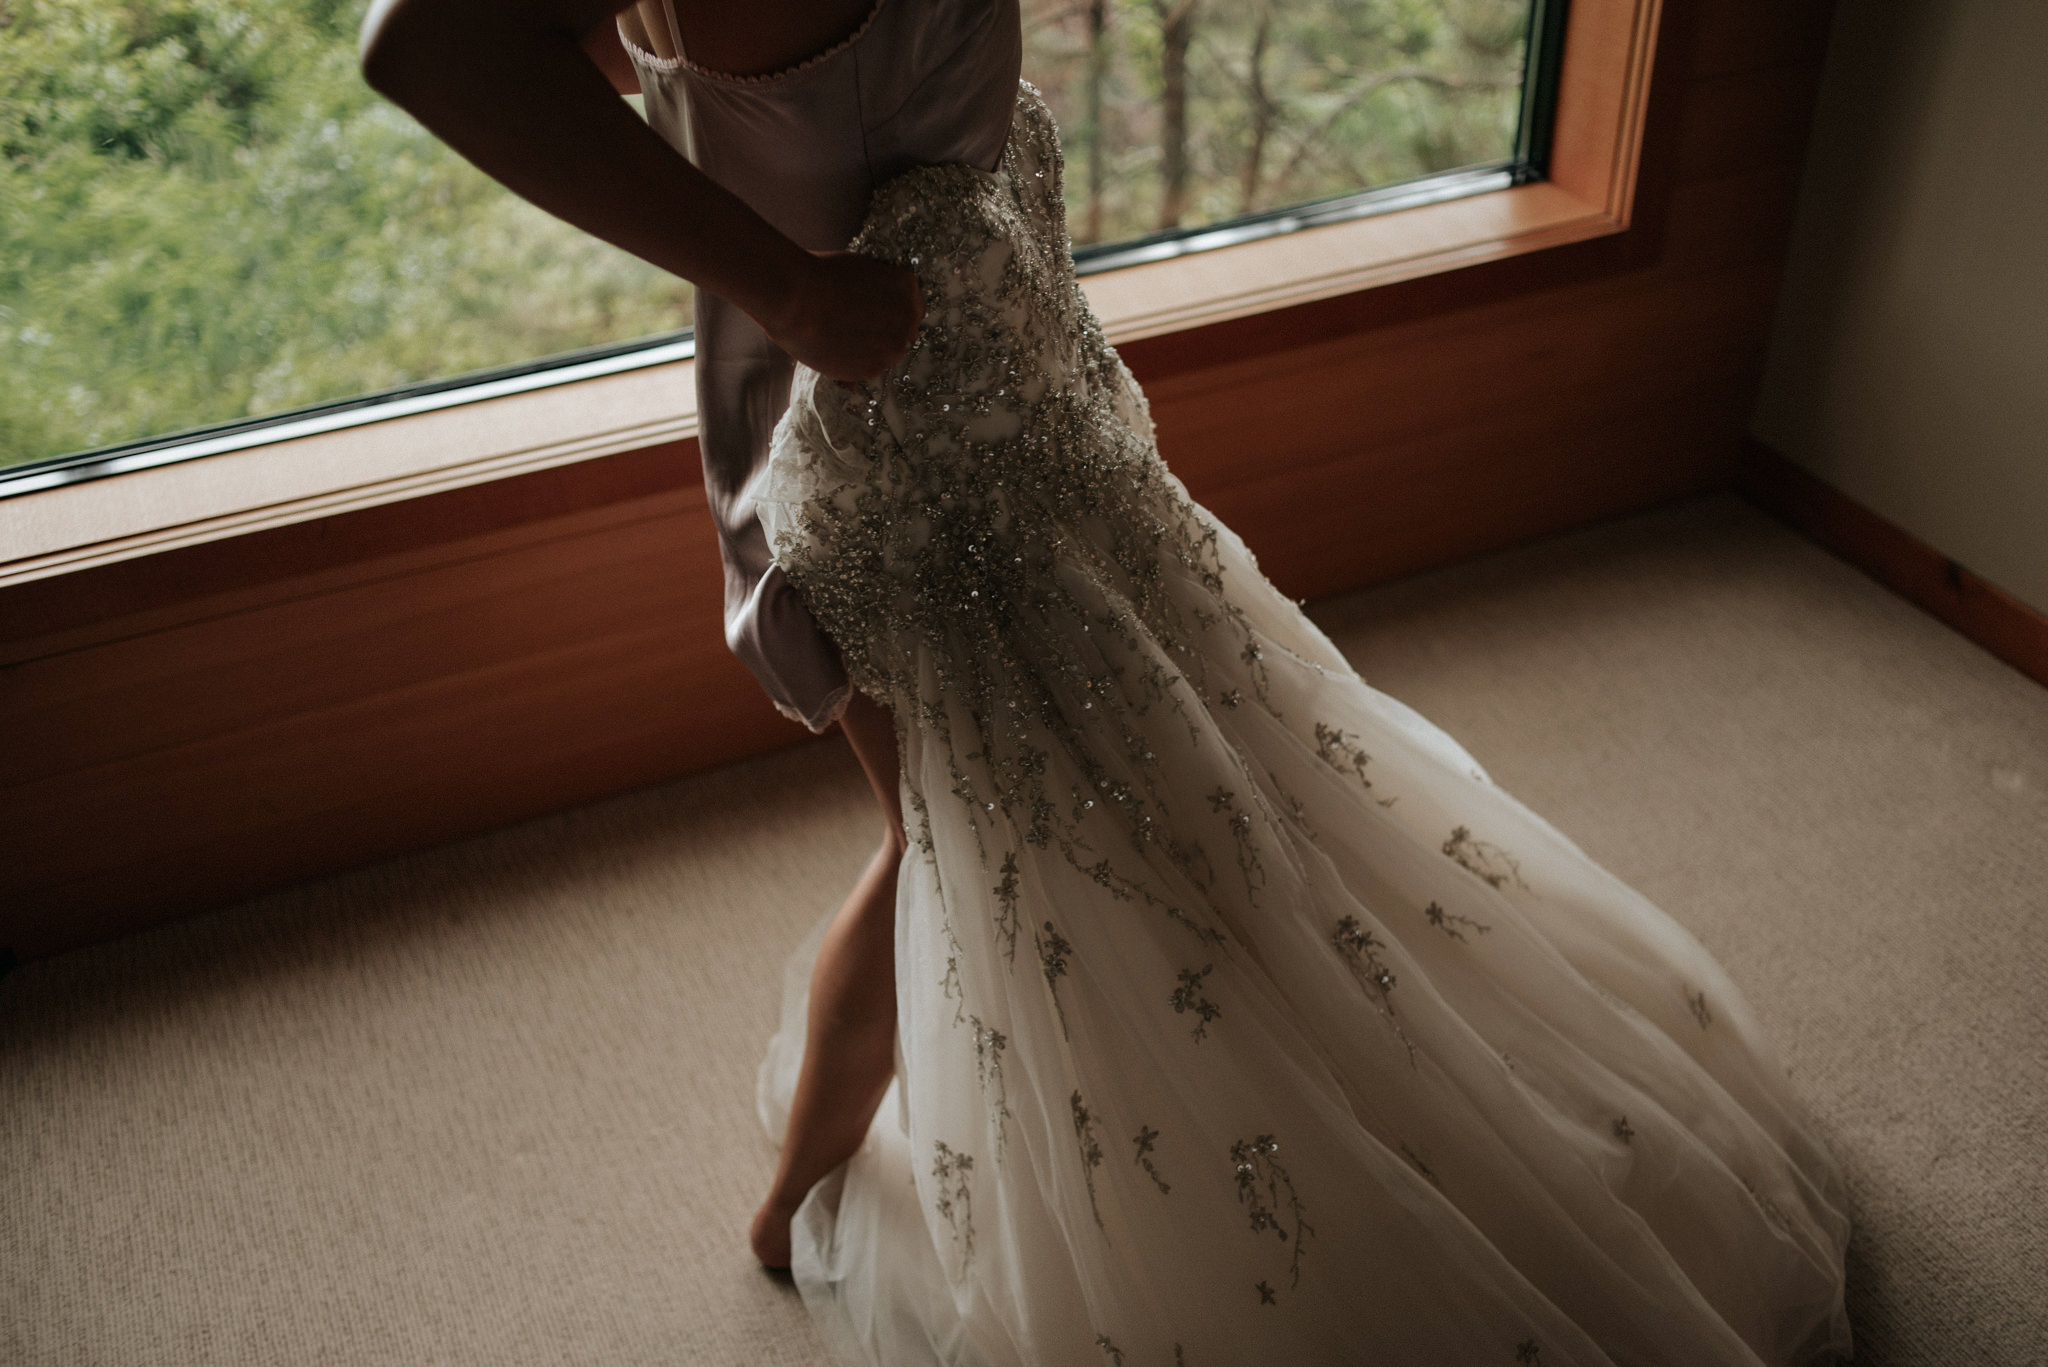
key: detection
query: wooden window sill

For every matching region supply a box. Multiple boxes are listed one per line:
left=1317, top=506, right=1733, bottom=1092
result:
left=0, top=179, right=1628, bottom=589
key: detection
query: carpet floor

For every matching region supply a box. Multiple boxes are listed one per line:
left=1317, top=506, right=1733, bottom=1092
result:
left=4, top=495, right=2043, bottom=1366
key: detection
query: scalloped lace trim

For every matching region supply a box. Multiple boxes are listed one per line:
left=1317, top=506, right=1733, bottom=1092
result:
left=620, top=0, right=887, bottom=86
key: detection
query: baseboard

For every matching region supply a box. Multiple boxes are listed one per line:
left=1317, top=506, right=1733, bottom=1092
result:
left=1735, top=438, right=2048, bottom=689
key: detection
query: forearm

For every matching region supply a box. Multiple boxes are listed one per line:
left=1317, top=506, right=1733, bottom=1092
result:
left=360, top=0, right=806, bottom=328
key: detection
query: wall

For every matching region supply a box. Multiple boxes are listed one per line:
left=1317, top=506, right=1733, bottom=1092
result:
left=1753, top=0, right=2048, bottom=615
left=1, top=0, right=1842, bottom=958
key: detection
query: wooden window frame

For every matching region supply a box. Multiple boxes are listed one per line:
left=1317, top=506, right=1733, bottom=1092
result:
left=0, top=0, right=1670, bottom=589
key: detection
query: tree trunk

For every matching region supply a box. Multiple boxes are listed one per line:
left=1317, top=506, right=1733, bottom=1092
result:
left=1154, top=0, right=1197, bottom=230
left=1084, top=0, right=1109, bottom=244
left=1239, top=5, right=1272, bottom=214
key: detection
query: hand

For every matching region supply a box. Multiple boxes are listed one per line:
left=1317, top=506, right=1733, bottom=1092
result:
left=761, top=250, right=926, bottom=383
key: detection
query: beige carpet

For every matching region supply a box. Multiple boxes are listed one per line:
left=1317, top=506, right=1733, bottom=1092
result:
left=4, top=495, right=2043, bottom=1366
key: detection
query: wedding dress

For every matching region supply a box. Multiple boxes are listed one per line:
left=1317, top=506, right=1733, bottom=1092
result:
left=749, top=84, right=1853, bottom=1367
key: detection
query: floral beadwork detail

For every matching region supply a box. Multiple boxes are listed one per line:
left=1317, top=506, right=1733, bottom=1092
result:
left=1231, top=1133, right=1313, bottom=1290
left=970, top=1015, right=1013, bottom=1157
left=932, top=1141, right=975, bottom=1266
left=1038, top=921, right=1074, bottom=1039
left=1072, top=1090, right=1106, bottom=1228
left=1686, top=987, right=1713, bottom=1029
left=940, top=914, right=967, bottom=1028
left=1442, top=826, right=1528, bottom=890
left=993, top=852, right=1022, bottom=965
left=1424, top=899, right=1491, bottom=942
left=1133, top=1124, right=1171, bottom=1194
left=1169, top=964, right=1222, bottom=1042
left=1205, top=787, right=1266, bottom=901
left=1314, top=722, right=1373, bottom=788
left=1517, top=1339, right=1544, bottom=1365
left=1267, top=770, right=1318, bottom=843
left=1333, top=915, right=1415, bottom=1063
left=1095, top=1335, right=1124, bottom=1364
left=1612, top=1115, right=1635, bottom=1145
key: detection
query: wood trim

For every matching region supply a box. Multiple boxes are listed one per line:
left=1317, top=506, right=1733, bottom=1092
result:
left=1736, top=441, right=2048, bottom=689
left=1082, top=182, right=1616, bottom=344
left=0, top=357, right=700, bottom=587
left=1549, top=0, right=1665, bottom=223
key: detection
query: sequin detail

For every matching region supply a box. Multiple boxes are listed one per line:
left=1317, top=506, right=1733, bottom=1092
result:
left=970, top=1014, right=1013, bottom=1157
left=1686, top=987, right=1714, bottom=1029
left=1231, top=1133, right=1312, bottom=1290
left=1072, top=1090, right=1106, bottom=1228
left=1133, top=1124, right=1171, bottom=1195
left=1314, top=722, right=1391, bottom=807
left=992, top=851, right=1022, bottom=964
left=1442, top=826, right=1527, bottom=890
left=1333, top=915, right=1415, bottom=1063
left=1424, top=899, right=1491, bottom=942
left=932, top=1140, right=975, bottom=1267
left=1168, top=964, right=1221, bottom=1042
left=762, top=86, right=1264, bottom=971
left=1038, top=921, right=1074, bottom=1039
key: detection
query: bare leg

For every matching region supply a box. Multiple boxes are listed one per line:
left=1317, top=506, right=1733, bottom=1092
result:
left=750, top=688, right=907, bottom=1268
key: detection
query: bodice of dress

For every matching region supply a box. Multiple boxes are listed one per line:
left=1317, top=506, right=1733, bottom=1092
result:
left=620, top=0, right=1023, bottom=731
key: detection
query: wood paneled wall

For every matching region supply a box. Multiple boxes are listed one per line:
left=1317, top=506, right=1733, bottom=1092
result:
left=0, top=0, right=1837, bottom=959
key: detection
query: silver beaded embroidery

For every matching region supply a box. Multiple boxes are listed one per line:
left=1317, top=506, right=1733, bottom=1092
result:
left=970, top=1013, right=1013, bottom=1159
left=1037, top=919, right=1074, bottom=1040
left=1133, top=1124, right=1171, bottom=1195
left=1333, top=914, right=1416, bottom=1064
left=1168, top=964, right=1221, bottom=1043
left=1072, top=1089, right=1106, bottom=1229
left=1442, top=825, right=1528, bottom=891
left=932, top=1140, right=975, bottom=1267
left=1423, top=899, right=1492, bottom=942
left=1231, top=1133, right=1312, bottom=1291
left=763, top=86, right=1276, bottom=967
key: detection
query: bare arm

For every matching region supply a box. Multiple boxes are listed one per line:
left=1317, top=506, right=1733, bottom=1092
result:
left=579, top=13, right=639, bottom=96
left=359, top=0, right=921, bottom=380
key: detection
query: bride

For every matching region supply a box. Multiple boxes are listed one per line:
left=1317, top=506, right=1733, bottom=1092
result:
left=362, top=1, right=1853, bottom=1362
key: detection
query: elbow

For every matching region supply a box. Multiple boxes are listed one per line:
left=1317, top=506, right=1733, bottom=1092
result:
left=357, top=0, right=418, bottom=101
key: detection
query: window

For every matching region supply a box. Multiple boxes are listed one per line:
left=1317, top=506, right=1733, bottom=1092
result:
left=0, top=0, right=1565, bottom=487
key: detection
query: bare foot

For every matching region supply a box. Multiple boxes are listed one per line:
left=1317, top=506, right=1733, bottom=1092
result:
left=750, top=1195, right=798, bottom=1269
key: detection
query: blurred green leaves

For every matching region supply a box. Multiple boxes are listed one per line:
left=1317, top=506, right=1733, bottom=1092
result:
left=2, top=0, right=1529, bottom=470
left=1, top=0, right=688, bottom=467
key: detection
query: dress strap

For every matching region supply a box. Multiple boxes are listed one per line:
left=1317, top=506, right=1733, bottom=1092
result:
left=656, top=0, right=687, bottom=61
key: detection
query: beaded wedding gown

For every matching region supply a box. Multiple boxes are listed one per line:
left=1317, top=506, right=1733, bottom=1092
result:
left=753, top=87, right=1852, bottom=1367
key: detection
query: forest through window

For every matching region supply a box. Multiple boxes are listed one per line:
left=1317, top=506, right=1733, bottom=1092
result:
left=0, top=0, right=1537, bottom=473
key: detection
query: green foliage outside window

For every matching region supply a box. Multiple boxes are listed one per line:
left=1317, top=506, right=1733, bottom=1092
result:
left=0, top=0, right=1529, bottom=472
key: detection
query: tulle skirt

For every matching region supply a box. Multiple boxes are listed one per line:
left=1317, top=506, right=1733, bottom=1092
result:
left=751, top=84, right=1851, bottom=1367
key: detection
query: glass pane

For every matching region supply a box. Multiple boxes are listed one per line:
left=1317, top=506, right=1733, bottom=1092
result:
left=1, top=0, right=1536, bottom=474
left=0, top=0, right=691, bottom=471
left=1022, top=0, right=1535, bottom=246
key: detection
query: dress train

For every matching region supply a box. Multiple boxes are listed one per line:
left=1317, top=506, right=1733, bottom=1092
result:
left=753, top=86, right=1852, bottom=1367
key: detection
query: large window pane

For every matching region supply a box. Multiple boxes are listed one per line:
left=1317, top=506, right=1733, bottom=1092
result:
left=1, top=0, right=1539, bottom=474
left=1023, top=0, right=1532, bottom=247
left=0, top=0, right=689, bottom=470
